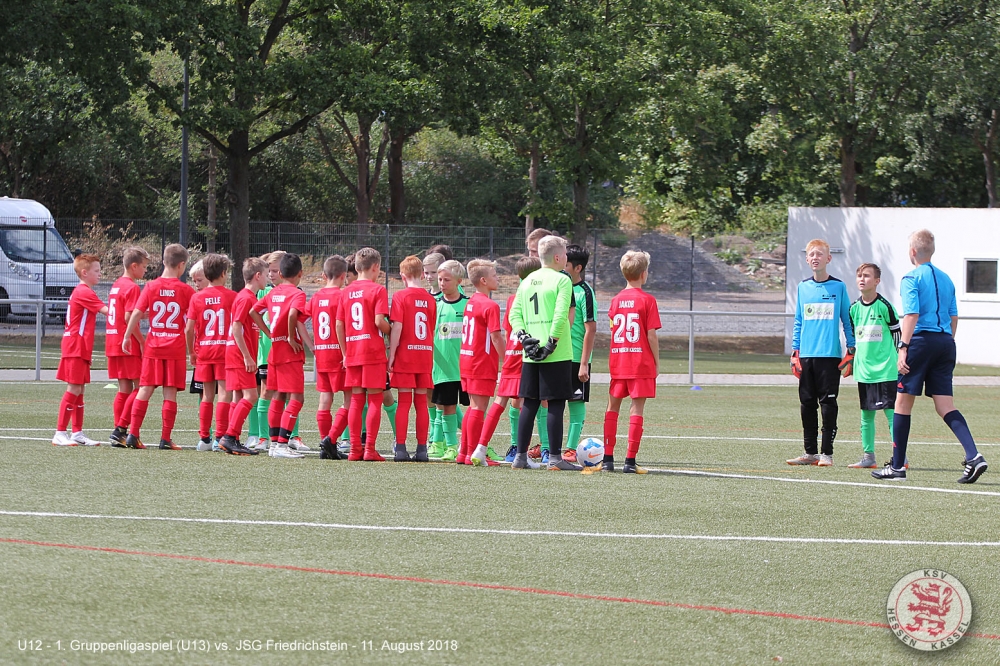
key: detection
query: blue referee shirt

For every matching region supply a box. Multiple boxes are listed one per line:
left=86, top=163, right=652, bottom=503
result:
left=900, top=262, right=957, bottom=335
left=792, top=276, right=855, bottom=357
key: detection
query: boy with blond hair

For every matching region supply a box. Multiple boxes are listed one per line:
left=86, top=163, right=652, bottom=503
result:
left=873, top=230, right=988, bottom=483
left=121, top=244, right=195, bottom=449
left=460, top=259, right=505, bottom=466
left=309, top=255, right=349, bottom=459
left=219, top=257, right=271, bottom=455
left=584, top=251, right=660, bottom=474
left=430, top=259, right=469, bottom=461
left=389, top=255, right=436, bottom=461
left=847, top=263, right=900, bottom=468
left=787, top=239, right=855, bottom=467
left=186, top=254, right=236, bottom=451
left=52, top=254, right=108, bottom=447
left=107, top=247, right=149, bottom=447
left=337, top=248, right=391, bottom=461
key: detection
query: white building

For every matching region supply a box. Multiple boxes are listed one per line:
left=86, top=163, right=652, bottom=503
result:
left=786, top=207, right=1000, bottom=366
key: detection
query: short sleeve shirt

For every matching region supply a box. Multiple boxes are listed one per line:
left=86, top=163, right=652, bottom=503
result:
left=901, top=262, right=958, bottom=335
left=105, top=276, right=140, bottom=358
left=307, top=287, right=344, bottom=372
left=501, top=293, right=523, bottom=378
left=570, top=279, right=596, bottom=363
left=134, top=277, right=195, bottom=360
left=850, top=294, right=900, bottom=384
left=61, top=283, right=105, bottom=362
left=390, top=286, right=435, bottom=374
left=187, top=285, right=236, bottom=363
left=337, top=279, right=389, bottom=367
left=226, top=288, right=261, bottom=369
left=433, top=293, right=468, bottom=384
left=460, top=292, right=502, bottom=381
left=254, top=283, right=307, bottom=365
left=608, top=287, right=661, bottom=379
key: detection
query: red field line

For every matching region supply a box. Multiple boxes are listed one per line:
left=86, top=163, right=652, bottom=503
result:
left=3, top=536, right=998, bottom=640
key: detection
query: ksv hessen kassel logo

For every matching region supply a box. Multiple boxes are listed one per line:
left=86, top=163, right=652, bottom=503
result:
left=886, top=569, right=972, bottom=651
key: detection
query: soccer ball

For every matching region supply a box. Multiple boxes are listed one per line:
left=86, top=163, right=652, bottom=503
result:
left=577, top=438, right=605, bottom=467
left=337, top=440, right=351, bottom=456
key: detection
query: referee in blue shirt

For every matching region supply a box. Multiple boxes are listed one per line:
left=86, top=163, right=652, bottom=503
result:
left=872, top=229, right=988, bottom=483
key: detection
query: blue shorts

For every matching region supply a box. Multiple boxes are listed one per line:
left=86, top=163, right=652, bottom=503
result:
left=898, top=332, right=954, bottom=397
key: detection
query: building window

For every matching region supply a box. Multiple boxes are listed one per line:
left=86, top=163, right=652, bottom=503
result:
left=966, top=260, right=998, bottom=294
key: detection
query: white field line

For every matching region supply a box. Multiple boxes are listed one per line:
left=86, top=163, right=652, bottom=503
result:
left=1, top=509, right=999, bottom=548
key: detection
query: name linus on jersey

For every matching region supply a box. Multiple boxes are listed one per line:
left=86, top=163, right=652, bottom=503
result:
left=159, top=290, right=175, bottom=297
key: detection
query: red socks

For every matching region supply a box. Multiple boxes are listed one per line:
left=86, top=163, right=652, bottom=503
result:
left=118, top=390, right=138, bottom=429
left=365, top=393, right=382, bottom=449
left=268, top=399, right=284, bottom=436
left=72, top=393, right=85, bottom=432
left=466, top=408, right=485, bottom=453
left=479, top=403, right=505, bottom=448
left=214, top=401, right=230, bottom=439
left=330, top=406, right=349, bottom=442
left=603, top=411, right=619, bottom=456
left=161, top=400, right=177, bottom=442
left=317, top=408, right=332, bottom=441
left=413, top=392, right=429, bottom=445
left=395, top=391, right=413, bottom=444
left=227, top=399, right=254, bottom=438
left=626, top=415, right=644, bottom=459
left=198, top=401, right=213, bottom=439
left=112, top=391, right=128, bottom=427
left=130, top=399, right=149, bottom=438
left=280, top=400, right=303, bottom=438
left=348, top=392, right=365, bottom=458
left=57, top=392, right=76, bottom=431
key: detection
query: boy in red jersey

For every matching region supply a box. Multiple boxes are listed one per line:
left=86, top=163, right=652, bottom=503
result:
left=388, top=255, right=436, bottom=462
left=107, top=247, right=149, bottom=446
left=310, top=255, right=349, bottom=460
left=461, top=259, right=505, bottom=467
left=254, top=253, right=311, bottom=459
left=121, top=244, right=195, bottom=450
left=185, top=254, right=237, bottom=451
left=52, top=254, right=109, bottom=447
left=218, top=257, right=270, bottom=455
left=584, top=250, right=661, bottom=475
left=477, top=256, right=540, bottom=464
left=336, top=247, right=391, bottom=461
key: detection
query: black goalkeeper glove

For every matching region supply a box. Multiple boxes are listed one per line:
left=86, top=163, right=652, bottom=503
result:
left=515, top=330, right=540, bottom=358
left=529, top=337, right=559, bottom=362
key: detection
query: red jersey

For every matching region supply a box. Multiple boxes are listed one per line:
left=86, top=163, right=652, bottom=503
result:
left=254, top=283, right=307, bottom=365
left=226, top=287, right=261, bottom=369
left=306, top=286, right=343, bottom=372
left=187, top=285, right=236, bottom=364
left=389, top=286, right=435, bottom=373
left=501, top=293, right=523, bottom=378
left=134, top=277, right=195, bottom=360
left=460, top=292, right=502, bottom=381
left=608, top=287, right=661, bottom=379
left=61, top=283, right=105, bottom=362
left=105, top=276, right=140, bottom=359
left=338, top=279, right=389, bottom=367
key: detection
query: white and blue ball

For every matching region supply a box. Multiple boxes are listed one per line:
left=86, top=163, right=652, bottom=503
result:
left=577, top=438, right=605, bottom=467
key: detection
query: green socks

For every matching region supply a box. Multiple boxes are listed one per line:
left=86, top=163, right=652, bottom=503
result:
left=860, top=408, right=896, bottom=455
left=256, top=398, right=269, bottom=439
left=508, top=404, right=520, bottom=447
left=248, top=400, right=258, bottom=437
left=431, top=408, right=444, bottom=444
left=536, top=406, right=549, bottom=448
left=443, top=413, right=459, bottom=448
left=567, top=401, right=586, bottom=450
left=383, top=400, right=398, bottom=438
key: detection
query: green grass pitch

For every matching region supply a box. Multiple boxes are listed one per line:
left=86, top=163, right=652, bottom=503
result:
left=1, top=381, right=999, bottom=664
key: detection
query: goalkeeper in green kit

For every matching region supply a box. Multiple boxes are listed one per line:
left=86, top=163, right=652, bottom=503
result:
left=508, top=235, right=578, bottom=471
left=846, top=262, right=903, bottom=469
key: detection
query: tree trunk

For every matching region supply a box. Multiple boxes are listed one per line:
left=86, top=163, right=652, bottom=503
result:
left=206, top=144, right=217, bottom=252
left=354, top=116, right=372, bottom=245
left=525, top=140, right=540, bottom=236
left=975, top=110, right=999, bottom=208
left=839, top=131, right=857, bottom=207
left=571, top=105, right=590, bottom=239
left=226, top=131, right=250, bottom=291
left=388, top=125, right=406, bottom=225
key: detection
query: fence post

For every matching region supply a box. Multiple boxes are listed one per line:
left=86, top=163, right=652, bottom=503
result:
left=160, top=220, right=166, bottom=257
left=489, top=227, right=494, bottom=260
left=591, top=230, right=598, bottom=294
left=42, top=227, right=48, bottom=338
left=689, top=235, right=695, bottom=383
left=35, top=301, right=42, bottom=381
left=385, top=224, right=390, bottom=289
left=277, top=223, right=282, bottom=250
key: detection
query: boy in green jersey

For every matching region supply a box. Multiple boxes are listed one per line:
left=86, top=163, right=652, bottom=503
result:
left=562, top=244, right=596, bottom=462
left=423, top=252, right=447, bottom=449
left=509, top=235, right=578, bottom=470
left=847, top=263, right=900, bottom=468
left=430, top=260, right=469, bottom=461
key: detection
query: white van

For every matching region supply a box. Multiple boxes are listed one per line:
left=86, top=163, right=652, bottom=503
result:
left=0, top=197, right=78, bottom=320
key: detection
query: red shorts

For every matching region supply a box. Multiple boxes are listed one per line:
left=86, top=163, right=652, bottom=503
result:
left=497, top=375, right=521, bottom=399
left=462, top=377, right=497, bottom=398
left=141, top=357, right=188, bottom=389
left=346, top=363, right=387, bottom=390
left=390, top=372, right=434, bottom=390
left=316, top=370, right=345, bottom=394
left=56, top=357, right=91, bottom=385
left=107, top=355, right=141, bottom=380
left=226, top=366, right=257, bottom=392
left=609, top=377, right=657, bottom=399
left=194, top=361, right=226, bottom=383
left=270, top=361, right=305, bottom=394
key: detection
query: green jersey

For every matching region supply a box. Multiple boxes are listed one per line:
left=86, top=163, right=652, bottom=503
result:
left=256, top=284, right=273, bottom=366
left=849, top=294, right=900, bottom=384
left=570, top=279, right=596, bottom=363
left=508, top=266, right=575, bottom=364
left=433, top=292, right=468, bottom=384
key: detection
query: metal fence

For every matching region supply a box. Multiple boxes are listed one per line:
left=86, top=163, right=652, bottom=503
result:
left=0, top=218, right=787, bottom=377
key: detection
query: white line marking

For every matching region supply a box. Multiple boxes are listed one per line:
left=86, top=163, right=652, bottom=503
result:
left=0, top=510, right=997, bottom=548
left=649, top=468, right=1000, bottom=497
